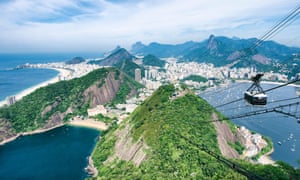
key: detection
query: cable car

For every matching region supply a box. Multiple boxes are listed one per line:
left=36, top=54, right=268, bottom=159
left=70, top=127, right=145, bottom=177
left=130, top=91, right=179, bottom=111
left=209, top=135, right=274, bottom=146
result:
left=244, top=73, right=267, bottom=105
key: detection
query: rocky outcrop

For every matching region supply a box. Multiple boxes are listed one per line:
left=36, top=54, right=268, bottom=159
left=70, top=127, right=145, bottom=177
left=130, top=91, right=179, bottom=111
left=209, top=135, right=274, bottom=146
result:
left=0, top=118, right=17, bottom=143
left=83, top=72, right=121, bottom=108
left=105, top=124, right=148, bottom=166
left=212, top=113, right=239, bottom=158
left=0, top=68, right=140, bottom=145
left=207, top=34, right=218, bottom=53
left=85, top=156, right=98, bottom=177
left=43, top=107, right=73, bottom=129
left=41, top=101, right=59, bottom=117
left=252, top=54, right=271, bottom=64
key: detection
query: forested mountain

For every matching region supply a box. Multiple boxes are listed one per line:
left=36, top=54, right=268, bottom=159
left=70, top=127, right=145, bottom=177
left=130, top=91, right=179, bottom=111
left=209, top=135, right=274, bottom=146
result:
left=131, top=41, right=200, bottom=58
left=142, top=54, right=166, bottom=67
left=0, top=68, right=142, bottom=142
left=66, top=57, right=85, bottom=64
left=91, top=84, right=300, bottom=179
left=131, top=35, right=300, bottom=72
left=89, top=48, right=144, bottom=79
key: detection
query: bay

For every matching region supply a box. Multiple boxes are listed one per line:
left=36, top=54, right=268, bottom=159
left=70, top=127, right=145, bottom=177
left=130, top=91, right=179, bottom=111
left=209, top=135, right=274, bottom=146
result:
left=200, top=82, right=300, bottom=168
left=0, top=126, right=100, bottom=180
left=0, top=68, right=59, bottom=101
left=0, top=53, right=101, bottom=101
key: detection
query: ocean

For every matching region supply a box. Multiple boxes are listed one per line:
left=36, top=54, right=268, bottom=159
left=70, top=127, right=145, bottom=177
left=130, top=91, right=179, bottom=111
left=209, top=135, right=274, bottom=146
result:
left=0, top=126, right=100, bottom=180
left=0, top=53, right=103, bottom=179
left=0, top=53, right=101, bottom=101
left=200, top=83, right=300, bottom=168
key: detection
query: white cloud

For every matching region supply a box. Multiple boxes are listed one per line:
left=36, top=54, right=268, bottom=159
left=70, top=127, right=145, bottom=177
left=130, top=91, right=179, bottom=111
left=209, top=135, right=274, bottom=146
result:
left=0, top=0, right=299, bottom=53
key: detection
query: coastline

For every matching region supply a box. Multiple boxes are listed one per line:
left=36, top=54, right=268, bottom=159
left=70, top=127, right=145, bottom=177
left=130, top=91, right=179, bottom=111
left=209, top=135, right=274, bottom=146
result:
left=236, top=79, right=300, bottom=87
left=0, top=67, right=72, bottom=107
left=0, top=118, right=108, bottom=146
left=68, top=118, right=108, bottom=131
left=257, top=147, right=275, bottom=165
left=0, top=123, right=64, bottom=146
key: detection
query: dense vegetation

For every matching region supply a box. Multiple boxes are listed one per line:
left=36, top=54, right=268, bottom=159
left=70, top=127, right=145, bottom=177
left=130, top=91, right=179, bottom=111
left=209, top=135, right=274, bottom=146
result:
left=182, top=74, right=208, bottom=83
left=110, top=73, right=144, bottom=106
left=0, top=68, right=141, bottom=133
left=142, top=54, right=166, bottom=67
left=91, top=85, right=242, bottom=179
left=91, top=85, right=300, bottom=179
left=0, top=68, right=112, bottom=132
left=115, top=59, right=145, bottom=79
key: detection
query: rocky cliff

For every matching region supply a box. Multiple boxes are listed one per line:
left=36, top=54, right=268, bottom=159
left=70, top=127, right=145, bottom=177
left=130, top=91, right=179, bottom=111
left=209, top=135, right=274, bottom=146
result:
left=84, top=71, right=121, bottom=107
left=0, top=68, right=141, bottom=144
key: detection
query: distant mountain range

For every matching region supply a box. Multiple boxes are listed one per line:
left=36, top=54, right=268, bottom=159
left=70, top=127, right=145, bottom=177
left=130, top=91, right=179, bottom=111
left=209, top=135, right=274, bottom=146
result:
left=65, top=57, right=85, bottom=64
left=142, top=54, right=165, bottom=67
left=131, top=35, right=300, bottom=72
left=89, top=35, right=299, bottom=78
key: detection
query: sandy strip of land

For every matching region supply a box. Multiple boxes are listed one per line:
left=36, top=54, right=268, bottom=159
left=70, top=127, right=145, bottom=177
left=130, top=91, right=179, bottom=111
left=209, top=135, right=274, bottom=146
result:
left=0, top=68, right=72, bottom=107
left=257, top=148, right=275, bottom=165
left=257, top=155, right=275, bottom=165
left=68, top=119, right=108, bottom=131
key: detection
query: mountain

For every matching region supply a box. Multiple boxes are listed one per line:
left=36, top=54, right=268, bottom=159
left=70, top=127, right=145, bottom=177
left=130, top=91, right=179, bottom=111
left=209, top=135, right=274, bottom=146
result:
left=91, top=84, right=300, bottom=179
left=96, top=48, right=135, bottom=66
left=65, top=57, right=85, bottom=64
left=0, top=68, right=142, bottom=142
left=89, top=48, right=144, bottom=79
left=142, top=54, right=166, bottom=67
left=131, top=41, right=200, bottom=57
left=131, top=35, right=300, bottom=71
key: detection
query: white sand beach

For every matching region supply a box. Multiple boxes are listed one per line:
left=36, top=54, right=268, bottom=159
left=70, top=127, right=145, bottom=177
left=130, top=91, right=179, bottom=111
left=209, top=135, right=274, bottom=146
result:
left=257, top=155, right=275, bottom=165
left=68, top=119, right=108, bottom=131
left=0, top=67, right=72, bottom=107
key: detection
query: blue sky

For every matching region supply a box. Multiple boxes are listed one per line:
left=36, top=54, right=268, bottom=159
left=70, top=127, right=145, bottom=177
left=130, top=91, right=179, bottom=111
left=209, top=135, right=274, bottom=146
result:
left=0, top=0, right=299, bottom=53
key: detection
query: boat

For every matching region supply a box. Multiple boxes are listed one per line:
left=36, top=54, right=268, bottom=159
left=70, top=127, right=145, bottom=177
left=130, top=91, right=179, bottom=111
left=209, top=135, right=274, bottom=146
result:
left=244, top=73, right=267, bottom=105
left=277, top=141, right=282, bottom=145
left=291, top=144, right=296, bottom=152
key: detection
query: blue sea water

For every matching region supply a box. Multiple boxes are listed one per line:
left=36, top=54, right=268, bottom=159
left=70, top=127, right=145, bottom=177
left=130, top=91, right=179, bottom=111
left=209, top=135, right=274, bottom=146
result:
left=0, top=53, right=101, bottom=101
left=200, top=83, right=300, bottom=168
left=0, top=53, right=103, bottom=179
left=0, top=126, right=100, bottom=180
left=0, top=68, right=59, bottom=101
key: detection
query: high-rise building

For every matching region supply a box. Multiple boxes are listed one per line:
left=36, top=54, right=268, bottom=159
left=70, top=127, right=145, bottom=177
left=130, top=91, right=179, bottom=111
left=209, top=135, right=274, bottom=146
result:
left=135, top=68, right=141, bottom=82
left=7, top=96, right=16, bottom=105
left=145, top=70, right=148, bottom=80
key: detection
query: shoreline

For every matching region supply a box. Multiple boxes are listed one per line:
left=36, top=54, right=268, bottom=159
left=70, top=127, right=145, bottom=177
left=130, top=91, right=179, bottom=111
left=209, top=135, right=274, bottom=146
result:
left=0, top=67, right=72, bottom=107
left=236, top=79, right=300, bottom=87
left=257, top=147, right=275, bottom=165
left=0, top=118, right=108, bottom=146
left=0, top=123, right=64, bottom=146
left=67, top=118, right=108, bottom=131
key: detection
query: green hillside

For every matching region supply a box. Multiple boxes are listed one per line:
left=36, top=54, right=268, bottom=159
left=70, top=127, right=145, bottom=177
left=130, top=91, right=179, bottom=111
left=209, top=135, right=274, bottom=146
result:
left=0, top=68, right=141, bottom=134
left=182, top=75, right=208, bottom=83
left=142, top=54, right=166, bottom=67
left=91, top=84, right=300, bottom=179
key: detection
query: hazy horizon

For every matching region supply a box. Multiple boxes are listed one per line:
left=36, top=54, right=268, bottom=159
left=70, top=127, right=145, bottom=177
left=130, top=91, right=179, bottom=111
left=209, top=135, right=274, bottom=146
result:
left=0, top=0, right=299, bottom=53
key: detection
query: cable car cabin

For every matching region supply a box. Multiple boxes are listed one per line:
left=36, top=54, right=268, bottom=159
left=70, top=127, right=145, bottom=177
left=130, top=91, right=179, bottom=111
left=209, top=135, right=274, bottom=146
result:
left=244, top=73, right=267, bottom=105
left=244, top=91, right=267, bottom=105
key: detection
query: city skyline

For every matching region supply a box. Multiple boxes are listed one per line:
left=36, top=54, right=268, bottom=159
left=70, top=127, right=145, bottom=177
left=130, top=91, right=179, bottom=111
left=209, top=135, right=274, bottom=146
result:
left=0, top=0, right=299, bottom=53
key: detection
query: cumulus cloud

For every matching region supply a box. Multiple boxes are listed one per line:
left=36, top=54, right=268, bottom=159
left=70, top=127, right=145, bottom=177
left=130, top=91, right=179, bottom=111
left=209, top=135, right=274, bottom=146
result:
left=0, top=0, right=299, bottom=53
